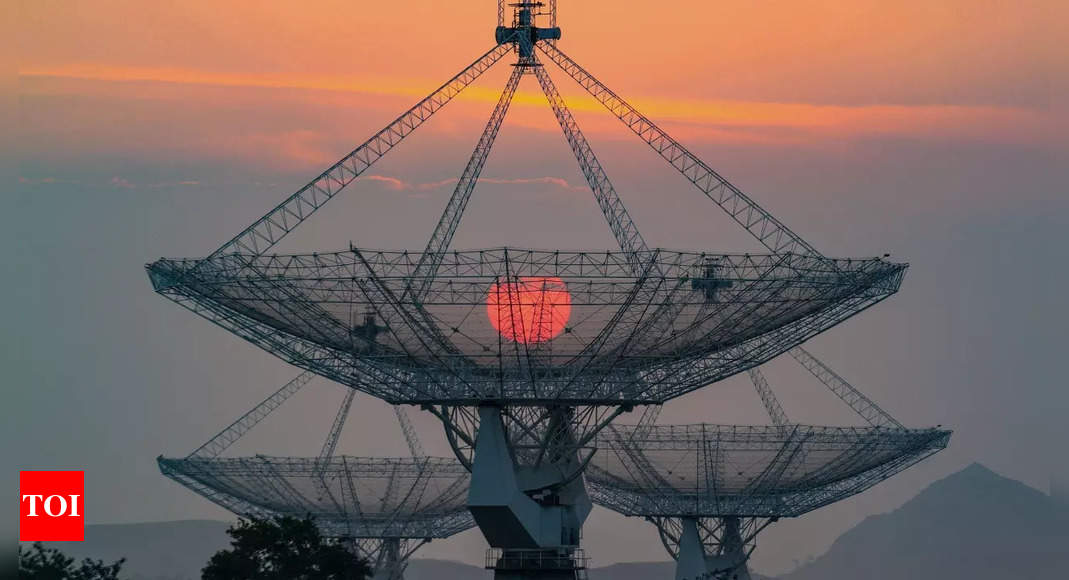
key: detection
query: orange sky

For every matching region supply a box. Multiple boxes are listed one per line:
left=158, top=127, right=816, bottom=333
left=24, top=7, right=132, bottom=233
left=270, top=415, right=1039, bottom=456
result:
left=14, top=0, right=1066, bottom=167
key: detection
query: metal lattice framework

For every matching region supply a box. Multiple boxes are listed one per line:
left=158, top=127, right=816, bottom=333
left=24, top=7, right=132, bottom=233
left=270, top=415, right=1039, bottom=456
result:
left=147, top=3, right=921, bottom=576
left=587, top=346, right=951, bottom=519
left=588, top=423, right=949, bottom=518
left=160, top=455, right=473, bottom=539
left=157, top=373, right=476, bottom=580
left=148, top=250, right=903, bottom=407
left=586, top=348, right=950, bottom=580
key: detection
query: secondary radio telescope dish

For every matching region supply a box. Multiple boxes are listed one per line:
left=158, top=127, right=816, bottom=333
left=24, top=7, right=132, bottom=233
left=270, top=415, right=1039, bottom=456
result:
left=158, top=373, right=474, bottom=580
left=587, top=347, right=952, bottom=580
left=147, top=3, right=913, bottom=578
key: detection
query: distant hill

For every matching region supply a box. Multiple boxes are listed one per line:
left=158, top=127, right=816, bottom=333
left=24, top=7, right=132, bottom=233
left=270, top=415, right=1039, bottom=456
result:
left=782, top=463, right=1069, bottom=580
left=405, top=558, right=489, bottom=579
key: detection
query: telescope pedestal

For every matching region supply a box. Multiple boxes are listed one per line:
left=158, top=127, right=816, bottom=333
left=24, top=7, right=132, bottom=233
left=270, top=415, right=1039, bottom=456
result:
left=370, top=537, right=404, bottom=580
left=675, top=517, right=751, bottom=580
left=469, top=406, right=591, bottom=579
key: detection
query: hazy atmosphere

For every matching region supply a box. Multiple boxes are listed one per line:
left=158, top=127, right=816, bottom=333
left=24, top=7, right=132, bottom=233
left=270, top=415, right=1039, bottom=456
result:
left=7, top=1, right=1068, bottom=576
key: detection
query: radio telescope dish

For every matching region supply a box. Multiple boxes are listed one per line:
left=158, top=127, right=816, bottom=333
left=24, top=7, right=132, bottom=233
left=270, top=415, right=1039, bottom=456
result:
left=147, top=3, right=919, bottom=577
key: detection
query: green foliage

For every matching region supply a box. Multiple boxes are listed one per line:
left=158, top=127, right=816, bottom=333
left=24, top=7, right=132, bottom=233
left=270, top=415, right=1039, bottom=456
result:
left=202, top=516, right=371, bottom=580
left=17, top=542, right=125, bottom=580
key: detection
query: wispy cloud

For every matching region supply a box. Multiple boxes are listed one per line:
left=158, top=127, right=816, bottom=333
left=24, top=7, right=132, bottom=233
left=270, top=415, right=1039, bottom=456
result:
left=18, top=176, right=202, bottom=189
left=18, top=176, right=80, bottom=185
left=360, top=175, right=587, bottom=194
left=20, top=65, right=1053, bottom=146
left=110, top=176, right=136, bottom=189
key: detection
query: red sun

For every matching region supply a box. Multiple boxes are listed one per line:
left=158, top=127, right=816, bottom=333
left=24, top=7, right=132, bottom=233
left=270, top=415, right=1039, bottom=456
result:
left=487, top=277, right=572, bottom=344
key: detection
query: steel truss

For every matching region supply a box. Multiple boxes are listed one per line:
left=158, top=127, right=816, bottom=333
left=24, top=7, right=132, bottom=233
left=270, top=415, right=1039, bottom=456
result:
left=589, top=423, right=949, bottom=518
left=588, top=348, right=950, bottom=519
left=537, top=42, right=819, bottom=257
left=148, top=249, right=904, bottom=406
left=160, top=455, right=474, bottom=538
left=158, top=374, right=475, bottom=580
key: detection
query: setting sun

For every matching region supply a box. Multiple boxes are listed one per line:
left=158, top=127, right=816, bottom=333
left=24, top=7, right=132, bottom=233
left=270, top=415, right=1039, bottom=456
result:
left=486, top=276, right=572, bottom=344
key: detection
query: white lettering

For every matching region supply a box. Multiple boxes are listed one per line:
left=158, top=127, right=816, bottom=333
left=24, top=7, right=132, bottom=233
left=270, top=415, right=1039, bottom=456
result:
left=22, top=494, right=44, bottom=516
left=43, top=495, right=68, bottom=517
left=68, top=495, right=81, bottom=517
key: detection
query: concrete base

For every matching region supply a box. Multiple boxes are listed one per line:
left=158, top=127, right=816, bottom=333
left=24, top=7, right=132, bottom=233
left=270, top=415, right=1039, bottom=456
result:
left=492, top=566, right=584, bottom=580
left=487, top=548, right=587, bottom=580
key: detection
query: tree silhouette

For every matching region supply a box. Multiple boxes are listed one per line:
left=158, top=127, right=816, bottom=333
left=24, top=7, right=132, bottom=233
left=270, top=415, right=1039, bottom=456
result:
left=18, top=542, right=125, bottom=580
left=202, top=516, right=371, bottom=580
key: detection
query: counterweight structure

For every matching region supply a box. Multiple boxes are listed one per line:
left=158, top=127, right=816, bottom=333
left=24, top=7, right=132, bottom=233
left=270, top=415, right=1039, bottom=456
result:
left=588, top=347, right=951, bottom=580
left=158, top=374, right=474, bottom=580
left=147, top=3, right=911, bottom=578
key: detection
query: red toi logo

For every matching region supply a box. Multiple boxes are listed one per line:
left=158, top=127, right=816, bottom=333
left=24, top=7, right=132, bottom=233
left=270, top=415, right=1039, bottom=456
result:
left=20, top=471, right=84, bottom=541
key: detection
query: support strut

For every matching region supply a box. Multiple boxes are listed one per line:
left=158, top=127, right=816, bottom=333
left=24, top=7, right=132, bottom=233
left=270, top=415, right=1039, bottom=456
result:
left=789, top=346, right=904, bottom=428
left=539, top=43, right=821, bottom=257
left=409, top=64, right=526, bottom=300
left=189, top=372, right=315, bottom=458
left=533, top=62, right=650, bottom=275
left=201, top=44, right=511, bottom=260
left=747, top=367, right=789, bottom=429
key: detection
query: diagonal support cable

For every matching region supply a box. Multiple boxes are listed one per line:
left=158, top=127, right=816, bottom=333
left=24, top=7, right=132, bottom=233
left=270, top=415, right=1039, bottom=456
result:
left=789, top=347, right=903, bottom=428
left=320, top=389, right=357, bottom=460
left=188, top=372, right=315, bottom=458
left=630, top=404, right=661, bottom=441
left=408, top=64, right=525, bottom=301
left=747, top=367, right=789, bottom=429
left=201, top=44, right=511, bottom=261
left=532, top=62, right=651, bottom=275
left=394, top=406, right=426, bottom=458
left=538, top=43, right=821, bottom=257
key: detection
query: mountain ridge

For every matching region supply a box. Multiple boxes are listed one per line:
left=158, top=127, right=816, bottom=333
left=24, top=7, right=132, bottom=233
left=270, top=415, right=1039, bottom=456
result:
left=782, top=462, right=1069, bottom=580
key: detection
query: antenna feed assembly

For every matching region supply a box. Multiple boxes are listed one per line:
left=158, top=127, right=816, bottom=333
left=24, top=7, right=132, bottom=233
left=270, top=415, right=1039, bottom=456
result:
left=496, top=1, right=561, bottom=58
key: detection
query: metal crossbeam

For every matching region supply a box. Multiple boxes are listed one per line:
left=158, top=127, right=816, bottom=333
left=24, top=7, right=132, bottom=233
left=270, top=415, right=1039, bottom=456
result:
left=320, top=389, right=357, bottom=460
left=201, top=44, right=510, bottom=260
left=539, top=43, right=821, bottom=257
left=394, top=406, right=426, bottom=458
left=747, top=367, right=789, bottom=428
left=409, top=64, right=525, bottom=301
left=789, top=347, right=904, bottom=429
left=188, top=372, right=314, bottom=458
left=631, top=404, right=661, bottom=441
left=533, top=62, right=650, bottom=274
